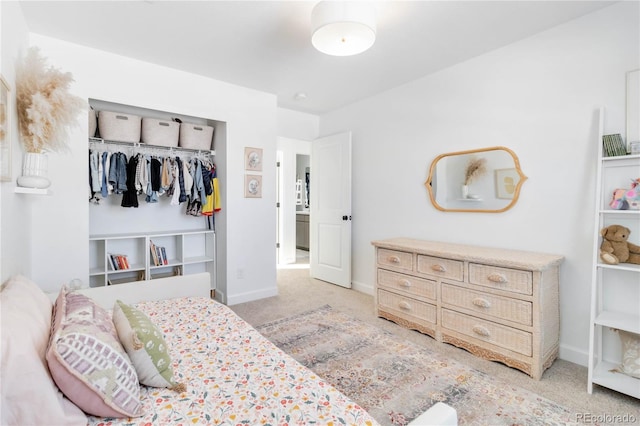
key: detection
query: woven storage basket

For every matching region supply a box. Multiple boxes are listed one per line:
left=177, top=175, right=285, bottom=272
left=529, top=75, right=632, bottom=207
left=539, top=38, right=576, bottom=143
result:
left=179, top=123, right=214, bottom=150
left=141, top=118, right=179, bottom=147
left=88, top=107, right=97, bottom=138
left=98, top=111, right=141, bottom=143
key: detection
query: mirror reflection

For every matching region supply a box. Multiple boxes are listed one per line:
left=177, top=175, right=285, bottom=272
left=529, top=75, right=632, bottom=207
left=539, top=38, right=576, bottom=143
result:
left=425, top=146, right=527, bottom=213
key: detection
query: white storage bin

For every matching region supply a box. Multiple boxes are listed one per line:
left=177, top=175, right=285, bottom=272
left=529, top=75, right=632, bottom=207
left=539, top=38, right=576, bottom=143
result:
left=179, top=123, right=214, bottom=150
left=98, top=111, right=141, bottom=143
left=141, top=118, right=179, bottom=147
left=88, top=107, right=97, bottom=138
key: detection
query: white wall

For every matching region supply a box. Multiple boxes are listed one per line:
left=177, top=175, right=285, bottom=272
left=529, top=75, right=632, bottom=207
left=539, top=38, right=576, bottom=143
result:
left=0, top=2, right=32, bottom=283
left=277, top=108, right=319, bottom=141
left=4, top=31, right=278, bottom=303
left=319, top=2, right=639, bottom=366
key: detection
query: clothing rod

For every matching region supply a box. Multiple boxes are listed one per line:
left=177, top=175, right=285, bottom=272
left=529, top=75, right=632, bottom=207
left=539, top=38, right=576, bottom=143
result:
left=89, top=137, right=215, bottom=157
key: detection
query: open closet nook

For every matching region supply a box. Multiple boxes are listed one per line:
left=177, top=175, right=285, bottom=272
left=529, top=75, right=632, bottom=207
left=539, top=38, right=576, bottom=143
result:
left=87, top=99, right=224, bottom=297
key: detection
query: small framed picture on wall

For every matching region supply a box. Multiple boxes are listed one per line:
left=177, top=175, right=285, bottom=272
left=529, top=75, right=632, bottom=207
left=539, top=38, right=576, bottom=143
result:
left=245, top=174, right=262, bottom=198
left=245, top=147, right=263, bottom=171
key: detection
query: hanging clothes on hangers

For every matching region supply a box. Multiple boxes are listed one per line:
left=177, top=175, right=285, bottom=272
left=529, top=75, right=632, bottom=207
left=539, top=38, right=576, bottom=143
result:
left=121, top=155, right=139, bottom=208
left=109, top=152, right=128, bottom=194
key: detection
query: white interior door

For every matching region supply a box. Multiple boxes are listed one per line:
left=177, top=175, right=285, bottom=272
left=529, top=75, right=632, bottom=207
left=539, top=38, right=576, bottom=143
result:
left=310, top=131, right=352, bottom=288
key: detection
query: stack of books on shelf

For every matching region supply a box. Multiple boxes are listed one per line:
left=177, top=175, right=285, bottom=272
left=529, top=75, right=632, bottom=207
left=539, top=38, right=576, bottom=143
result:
left=108, top=253, right=130, bottom=270
left=150, top=240, right=168, bottom=266
left=603, top=134, right=628, bottom=157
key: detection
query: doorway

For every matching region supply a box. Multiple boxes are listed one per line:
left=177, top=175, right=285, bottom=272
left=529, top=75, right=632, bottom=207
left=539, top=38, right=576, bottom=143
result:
left=295, top=154, right=310, bottom=266
left=276, top=137, right=311, bottom=269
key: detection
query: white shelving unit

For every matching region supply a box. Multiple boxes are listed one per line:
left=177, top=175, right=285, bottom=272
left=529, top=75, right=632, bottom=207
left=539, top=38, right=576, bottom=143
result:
left=89, top=229, right=215, bottom=290
left=587, top=108, right=640, bottom=398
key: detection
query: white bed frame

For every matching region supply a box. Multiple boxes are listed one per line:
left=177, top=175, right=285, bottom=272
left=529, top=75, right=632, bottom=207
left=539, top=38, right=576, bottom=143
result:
left=71, top=272, right=210, bottom=309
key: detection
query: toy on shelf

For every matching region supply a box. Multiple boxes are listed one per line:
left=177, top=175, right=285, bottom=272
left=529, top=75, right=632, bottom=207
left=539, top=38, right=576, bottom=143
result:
left=599, top=225, right=640, bottom=265
left=609, top=178, right=640, bottom=210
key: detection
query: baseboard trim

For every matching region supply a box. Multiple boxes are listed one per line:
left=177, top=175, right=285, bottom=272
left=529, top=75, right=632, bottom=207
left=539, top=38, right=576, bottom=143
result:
left=559, top=343, right=588, bottom=367
left=352, top=280, right=374, bottom=296
left=227, top=286, right=278, bottom=306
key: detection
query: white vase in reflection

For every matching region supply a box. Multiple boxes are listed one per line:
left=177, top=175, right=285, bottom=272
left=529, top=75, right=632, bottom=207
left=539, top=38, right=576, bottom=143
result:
left=17, top=152, right=51, bottom=189
left=461, top=184, right=469, bottom=199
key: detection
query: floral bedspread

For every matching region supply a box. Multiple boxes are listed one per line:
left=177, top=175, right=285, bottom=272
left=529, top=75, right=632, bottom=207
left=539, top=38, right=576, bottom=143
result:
left=88, top=297, right=378, bottom=426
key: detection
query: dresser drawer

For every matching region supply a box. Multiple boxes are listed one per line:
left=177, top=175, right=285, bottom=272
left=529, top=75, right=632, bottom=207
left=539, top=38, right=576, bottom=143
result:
left=469, top=263, right=532, bottom=295
left=441, top=283, right=532, bottom=326
left=442, top=309, right=532, bottom=356
left=377, top=248, right=413, bottom=271
left=378, top=269, right=436, bottom=301
left=378, top=289, right=436, bottom=325
left=417, top=255, right=463, bottom=281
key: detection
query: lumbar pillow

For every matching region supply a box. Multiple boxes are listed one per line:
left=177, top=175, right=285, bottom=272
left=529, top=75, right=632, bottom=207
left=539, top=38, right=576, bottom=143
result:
left=112, top=300, right=185, bottom=392
left=615, top=330, right=640, bottom=379
left=46, top=286, right=142, bottom=418
left=1, top=275, right=87, bottom=425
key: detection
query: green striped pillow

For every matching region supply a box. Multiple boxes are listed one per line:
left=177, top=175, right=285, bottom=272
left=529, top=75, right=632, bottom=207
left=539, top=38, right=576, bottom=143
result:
left=112, top=300, right=185, bottom=392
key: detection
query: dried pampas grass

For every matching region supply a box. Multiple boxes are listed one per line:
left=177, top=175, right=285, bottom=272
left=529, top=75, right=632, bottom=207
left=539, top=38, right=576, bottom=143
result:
left=464, top=157, right=487, bottom=185
left=16, top=47, right=85, bottom=153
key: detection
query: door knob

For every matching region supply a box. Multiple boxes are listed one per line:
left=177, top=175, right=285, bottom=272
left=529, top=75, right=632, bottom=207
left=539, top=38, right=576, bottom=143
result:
left=342, top=215, right=352, bottom=221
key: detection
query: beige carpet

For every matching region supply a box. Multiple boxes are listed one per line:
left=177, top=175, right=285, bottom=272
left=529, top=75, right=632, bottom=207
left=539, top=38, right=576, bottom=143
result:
left=230, top=267, right=639, bottom=424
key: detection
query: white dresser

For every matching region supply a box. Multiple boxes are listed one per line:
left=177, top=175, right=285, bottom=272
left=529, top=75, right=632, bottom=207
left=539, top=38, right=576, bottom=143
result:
left=372, top=238, right=564, bottom=380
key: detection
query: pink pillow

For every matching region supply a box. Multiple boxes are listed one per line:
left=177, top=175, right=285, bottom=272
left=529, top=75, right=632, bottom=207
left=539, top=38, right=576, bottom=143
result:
left=46, top=286, right=143, bottom=417
left=0, top=275, right=87, bottom=425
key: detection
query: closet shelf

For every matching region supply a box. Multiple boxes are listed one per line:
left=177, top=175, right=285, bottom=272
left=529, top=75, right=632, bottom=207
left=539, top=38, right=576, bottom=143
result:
left=89, top=137, right=215, bottom=156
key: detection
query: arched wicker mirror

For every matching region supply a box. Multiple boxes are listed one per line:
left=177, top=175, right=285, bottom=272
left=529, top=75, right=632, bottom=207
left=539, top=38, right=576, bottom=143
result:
left=424, top=146, right=527, bottom=213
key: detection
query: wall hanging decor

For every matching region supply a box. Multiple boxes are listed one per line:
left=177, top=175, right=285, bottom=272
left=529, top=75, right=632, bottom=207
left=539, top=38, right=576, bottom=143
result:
left=244, top=147, right=263, bottom=171
left=15, top=46, right=85, bottom=188
left=244, top=174, right=262, bottom=198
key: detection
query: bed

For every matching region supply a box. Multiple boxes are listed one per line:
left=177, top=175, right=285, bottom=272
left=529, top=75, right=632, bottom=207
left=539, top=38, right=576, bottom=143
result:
left=0, top=273, right=456, bottom=426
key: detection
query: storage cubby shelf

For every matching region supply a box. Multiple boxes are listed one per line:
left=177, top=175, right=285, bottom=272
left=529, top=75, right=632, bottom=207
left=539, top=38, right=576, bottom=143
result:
left=89, top=229, right=215, bottom=290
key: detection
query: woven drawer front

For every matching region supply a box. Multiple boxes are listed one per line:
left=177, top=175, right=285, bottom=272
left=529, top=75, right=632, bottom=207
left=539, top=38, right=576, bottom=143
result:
left=378, top=269, right=436, bottom=301
left=442, top=309, right=532, bottom=356
left=441, top=283, right=532, bottom=326
left=417, top=255, right=463, bottom=281
left=469, top=263, right=532, bottom=295
left=378, top=289, right=436, bottom=324
left=377, top=249, right=413, bottom=271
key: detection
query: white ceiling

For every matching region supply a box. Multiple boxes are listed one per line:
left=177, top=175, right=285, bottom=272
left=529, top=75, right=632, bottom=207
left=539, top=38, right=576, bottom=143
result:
left=19, top=1, right=615, bottom=114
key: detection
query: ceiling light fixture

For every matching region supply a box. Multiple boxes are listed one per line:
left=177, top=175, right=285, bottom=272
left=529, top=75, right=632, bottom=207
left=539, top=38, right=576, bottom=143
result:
left=311, top=1, right=376, bottom=57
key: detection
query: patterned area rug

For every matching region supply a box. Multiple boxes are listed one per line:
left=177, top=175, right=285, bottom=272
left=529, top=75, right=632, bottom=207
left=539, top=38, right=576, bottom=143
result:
left=256, top=305, right=574, bottom=426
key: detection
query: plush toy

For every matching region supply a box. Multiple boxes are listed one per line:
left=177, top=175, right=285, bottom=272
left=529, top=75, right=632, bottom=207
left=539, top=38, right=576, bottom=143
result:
left=609, top=178, right=640, bottom=210
left=600, top=225, right=640, bottom=265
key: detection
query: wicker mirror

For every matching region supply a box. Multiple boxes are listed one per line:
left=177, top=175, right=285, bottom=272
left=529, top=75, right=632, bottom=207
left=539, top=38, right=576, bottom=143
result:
left=424, top=146, right=527, bottom=213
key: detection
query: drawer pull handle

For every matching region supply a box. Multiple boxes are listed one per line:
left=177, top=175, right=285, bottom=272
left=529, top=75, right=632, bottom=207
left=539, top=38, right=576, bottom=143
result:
left=431, top=264, right=446, bottom=273
left=472, top=325, right=491, bottom=337
left=389, top=256, right=401, bottom=264
left=472, top=298, right=491, bottom=309
left=400, top=279, right=412, bottom=288
left=398, top=301, right=411, bottom=310
left=487, top=273, right=507, bottom=283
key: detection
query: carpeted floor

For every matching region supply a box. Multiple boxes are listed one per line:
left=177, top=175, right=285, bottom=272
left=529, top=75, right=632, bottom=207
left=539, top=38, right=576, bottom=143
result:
left=230, top=268, right=639, bottom=425
left=256, top=304, right=574, bottom=426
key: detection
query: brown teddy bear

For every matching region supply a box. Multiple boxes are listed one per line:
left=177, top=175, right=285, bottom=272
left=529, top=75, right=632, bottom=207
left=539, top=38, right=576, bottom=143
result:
left=600, top=224, right=640, bottom=265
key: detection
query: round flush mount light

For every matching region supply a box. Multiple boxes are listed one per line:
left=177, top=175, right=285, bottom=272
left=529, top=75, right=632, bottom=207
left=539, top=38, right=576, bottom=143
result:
left=311, top=1, right=376, bottom=57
